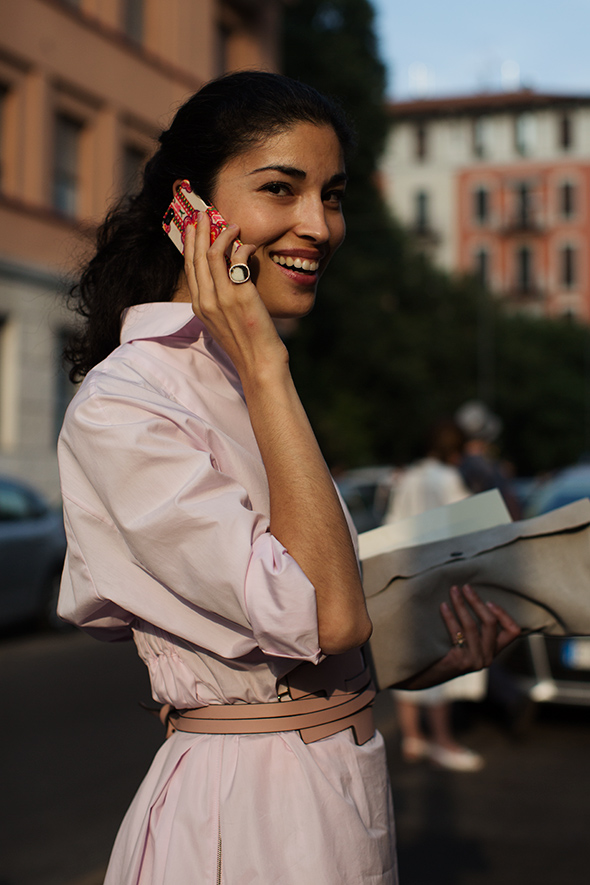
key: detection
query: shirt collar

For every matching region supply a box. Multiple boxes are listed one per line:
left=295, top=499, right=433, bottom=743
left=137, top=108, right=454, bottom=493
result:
left=120, top=302, right=206, bottom=344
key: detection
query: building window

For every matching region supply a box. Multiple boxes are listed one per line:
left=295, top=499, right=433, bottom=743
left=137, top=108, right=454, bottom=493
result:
left=415, top=190, right=429, bottom=232
left=515, top=113, right=536, bottom=156
left=123, top=0, right=144, bottom=43
left=0, top=314, right=18, bottom=452
left=560, top=245, right=577, bottom=289
left=516, top=245, right=534, bottom=292
left=472, top=118, right=488, bottom=158
left=122, top=144, right=146, bottom=194
left=560, top=181, right=576, bottom=219
left=473, top=187, right=490, bottom=224
left=216, top=22, right=231, bottom=75
left=559, top=114, right=573, bottom=150
left=0, top=84, right=7, bottom=189
left=515, top=182, right=532, bottom=228
left=475, top=248, right=490, bottom=288
left=53, top=114, right=82, bottom=218
left=415, top=123, right=428, bottom=161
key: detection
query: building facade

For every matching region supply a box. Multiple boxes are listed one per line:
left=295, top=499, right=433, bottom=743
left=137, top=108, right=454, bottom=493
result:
left=379, top=89, right=590, bottom=321
left=0, top=0, right=283, bottom=501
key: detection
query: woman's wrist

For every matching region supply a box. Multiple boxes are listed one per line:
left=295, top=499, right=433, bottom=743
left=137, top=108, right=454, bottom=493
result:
left=239, top=350, right=294, bottom=402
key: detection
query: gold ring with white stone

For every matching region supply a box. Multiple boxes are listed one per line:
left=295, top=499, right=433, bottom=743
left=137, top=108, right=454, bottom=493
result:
left=228, top=263, right=250, bottom=284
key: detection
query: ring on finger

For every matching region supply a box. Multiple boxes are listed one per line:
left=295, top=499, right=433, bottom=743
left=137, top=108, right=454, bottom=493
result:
left=228, top=263, right=250, bottom=284
left=454, top=631, right=466, bottom=648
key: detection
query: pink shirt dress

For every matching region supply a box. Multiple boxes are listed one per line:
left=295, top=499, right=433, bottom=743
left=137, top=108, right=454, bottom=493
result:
left=58, top=302, right=397, bottom=885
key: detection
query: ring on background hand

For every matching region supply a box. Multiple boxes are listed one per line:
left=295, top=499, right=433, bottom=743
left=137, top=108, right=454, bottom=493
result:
left=454, top=631, right=466, bottom=648
left=228, top=263, right=250, bottom=284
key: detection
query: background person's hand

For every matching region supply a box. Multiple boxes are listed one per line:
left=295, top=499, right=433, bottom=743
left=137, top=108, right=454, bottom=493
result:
left=395, top=584, right=521, bottom=691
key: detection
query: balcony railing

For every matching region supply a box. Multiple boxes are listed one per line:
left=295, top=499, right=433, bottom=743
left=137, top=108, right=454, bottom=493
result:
left=506, top=283, right=545, bottom=302
left=409, top=223, right=441, bottom=245
left=501, top=214, right=544, bottom=235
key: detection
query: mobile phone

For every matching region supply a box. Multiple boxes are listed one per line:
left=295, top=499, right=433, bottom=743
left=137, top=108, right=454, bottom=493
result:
left=162, top=179, right=242, bottom=255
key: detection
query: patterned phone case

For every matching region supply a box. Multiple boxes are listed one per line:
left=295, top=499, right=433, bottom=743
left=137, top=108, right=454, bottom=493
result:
left=162, top=179, right=242, bottom=255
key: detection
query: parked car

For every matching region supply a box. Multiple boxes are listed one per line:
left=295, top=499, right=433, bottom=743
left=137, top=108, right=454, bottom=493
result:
left=0, top=475, right=67, bottom=630
left=335, top=466, right=396, bottom=534
left=500, top=463, right=590, bottom=707
left=524, top=463, right=590, bottom=519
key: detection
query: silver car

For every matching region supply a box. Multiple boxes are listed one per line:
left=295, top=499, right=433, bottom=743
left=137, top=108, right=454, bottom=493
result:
left=501, top=465, right=590, bottom=707
left=0, top=476, right=67, bottom=630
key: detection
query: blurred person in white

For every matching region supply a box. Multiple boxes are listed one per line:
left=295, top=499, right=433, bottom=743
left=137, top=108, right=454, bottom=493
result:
left=384, top=417, right=487, bottom=772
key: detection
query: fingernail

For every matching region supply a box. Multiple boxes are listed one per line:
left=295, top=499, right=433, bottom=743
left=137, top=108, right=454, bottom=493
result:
left=441, top=602, right=450, bottom=613
left=486, top=601, right=497, bottom=611
left=464, top=584, right=474, bottom=595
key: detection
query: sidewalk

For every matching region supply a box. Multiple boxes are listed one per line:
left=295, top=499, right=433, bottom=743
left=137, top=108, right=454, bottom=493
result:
left=65, top=869, right=106, bottom=885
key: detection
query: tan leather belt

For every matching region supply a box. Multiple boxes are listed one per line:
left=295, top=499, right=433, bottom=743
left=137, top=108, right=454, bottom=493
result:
left=159, top=652, right=376, bottom=746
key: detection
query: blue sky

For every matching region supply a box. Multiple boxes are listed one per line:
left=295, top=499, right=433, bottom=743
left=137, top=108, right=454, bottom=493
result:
left=370, top=0, right=590, bottom=99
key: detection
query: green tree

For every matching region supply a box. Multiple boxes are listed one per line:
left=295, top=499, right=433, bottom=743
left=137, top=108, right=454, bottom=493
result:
left=283, top=0, right=590, bottom=477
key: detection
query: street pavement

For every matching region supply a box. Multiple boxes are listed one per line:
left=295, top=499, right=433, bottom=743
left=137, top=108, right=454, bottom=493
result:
left=1, top=628, right=589, bottom=885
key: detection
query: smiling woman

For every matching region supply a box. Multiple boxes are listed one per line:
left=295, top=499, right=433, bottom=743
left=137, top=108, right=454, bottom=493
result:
left=58, top=71, right=396, bottom=885
left=57, top=70, right=518, bottom=885
left=171, top=122, right=348, bottom=319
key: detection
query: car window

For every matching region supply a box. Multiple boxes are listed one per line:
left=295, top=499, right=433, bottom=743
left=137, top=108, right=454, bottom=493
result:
left=0, top=484, right=46, bottom=520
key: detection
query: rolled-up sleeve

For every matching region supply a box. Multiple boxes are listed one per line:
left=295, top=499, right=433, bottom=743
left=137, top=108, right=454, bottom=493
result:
left=58, top=374, right=321, bottom=663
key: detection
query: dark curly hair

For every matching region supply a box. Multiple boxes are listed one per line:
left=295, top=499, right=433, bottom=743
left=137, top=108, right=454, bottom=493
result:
left=65, top=70, right=355, bottom=381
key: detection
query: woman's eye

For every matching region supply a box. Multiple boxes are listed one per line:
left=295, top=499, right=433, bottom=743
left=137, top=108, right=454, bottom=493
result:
left=324, top=189, right=345, bottom=205
left=262, top=182, right=291, bottom=196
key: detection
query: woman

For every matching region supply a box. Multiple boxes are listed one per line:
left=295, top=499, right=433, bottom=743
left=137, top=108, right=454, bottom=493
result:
left=58, top=72, right=519, bottom=884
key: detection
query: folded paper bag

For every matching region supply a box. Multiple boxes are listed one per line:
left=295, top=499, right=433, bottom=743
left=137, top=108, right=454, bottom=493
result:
left=363, top=499, right=590, bottom=690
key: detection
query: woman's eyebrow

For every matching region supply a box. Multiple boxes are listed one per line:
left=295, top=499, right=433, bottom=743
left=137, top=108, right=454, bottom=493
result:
left=249, top=164, right=306, bottom=178
left=248, top=165, right=348, bottom=186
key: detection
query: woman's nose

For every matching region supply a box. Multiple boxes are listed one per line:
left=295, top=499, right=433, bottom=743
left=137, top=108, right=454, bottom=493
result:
left=294, top=198, right=331, bottom=243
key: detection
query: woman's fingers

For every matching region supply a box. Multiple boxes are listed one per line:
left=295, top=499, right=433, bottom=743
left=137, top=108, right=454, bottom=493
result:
left=460, top=585, right=504, bottom=667
left=486, top=600, right=522, bottom=652
left=183, top=212, right=217, bottom=316
left=441, top=584, right=521, bottom=670
left=182, top=222, right=199, bottom=307
left=185, top=212, right=254, bottom=319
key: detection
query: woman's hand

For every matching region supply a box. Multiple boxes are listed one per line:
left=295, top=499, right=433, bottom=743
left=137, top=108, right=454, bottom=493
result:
left=183, top=213, right=287, bottom=380
left=396, top=584, right=521, bottom=691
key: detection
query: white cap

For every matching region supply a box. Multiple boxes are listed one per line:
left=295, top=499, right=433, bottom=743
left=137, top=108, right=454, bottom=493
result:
left=455, top=400, right=502, bottom=442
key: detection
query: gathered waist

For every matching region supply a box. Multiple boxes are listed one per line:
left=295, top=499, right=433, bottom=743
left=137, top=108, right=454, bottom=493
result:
left=159, top=651, right=376, bottom=745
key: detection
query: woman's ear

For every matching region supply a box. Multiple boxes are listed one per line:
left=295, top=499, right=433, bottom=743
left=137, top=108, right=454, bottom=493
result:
left=172, top=179, right=185, bottom=197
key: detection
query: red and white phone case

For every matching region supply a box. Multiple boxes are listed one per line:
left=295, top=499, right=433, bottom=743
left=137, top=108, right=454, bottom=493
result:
left=162, top=179, right=242, bottom=255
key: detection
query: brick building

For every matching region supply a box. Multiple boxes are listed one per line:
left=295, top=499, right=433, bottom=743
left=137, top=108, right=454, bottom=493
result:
left=379, top=89, right=590, bottom=321
left=0, top=0, right=283, bottom=500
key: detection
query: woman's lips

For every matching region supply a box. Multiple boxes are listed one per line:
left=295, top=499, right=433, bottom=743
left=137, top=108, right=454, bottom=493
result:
left=270, top=253, right=321, bottom=286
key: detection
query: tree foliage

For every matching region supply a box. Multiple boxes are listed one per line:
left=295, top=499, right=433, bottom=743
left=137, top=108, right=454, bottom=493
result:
left=283, top=0, right=590, bottom=476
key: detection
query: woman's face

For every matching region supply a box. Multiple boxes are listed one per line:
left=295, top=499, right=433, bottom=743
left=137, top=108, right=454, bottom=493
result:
left=209, top=121, right=347, bottom=319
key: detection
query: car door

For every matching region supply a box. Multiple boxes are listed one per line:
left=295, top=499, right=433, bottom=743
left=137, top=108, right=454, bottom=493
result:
left=0, top=481, right=54, bottom=624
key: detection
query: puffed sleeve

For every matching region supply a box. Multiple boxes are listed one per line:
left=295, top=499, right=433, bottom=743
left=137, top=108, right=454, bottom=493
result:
left=58, top=374, right=321, bottom=664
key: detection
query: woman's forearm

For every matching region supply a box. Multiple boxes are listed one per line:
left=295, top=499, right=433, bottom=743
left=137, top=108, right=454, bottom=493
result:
left=180, top=221, right=371, bottom=653
left=241, top=361, right=372, bottom=655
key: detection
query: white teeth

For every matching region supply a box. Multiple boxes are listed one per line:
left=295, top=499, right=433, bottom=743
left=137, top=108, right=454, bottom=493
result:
left=272, top=255, right=319, bottom=272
